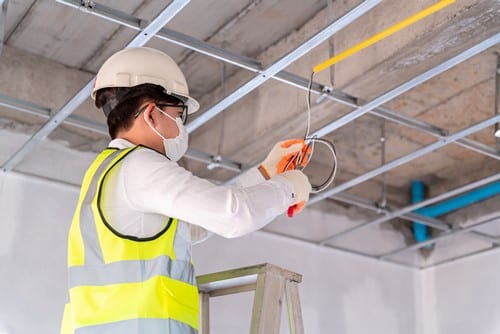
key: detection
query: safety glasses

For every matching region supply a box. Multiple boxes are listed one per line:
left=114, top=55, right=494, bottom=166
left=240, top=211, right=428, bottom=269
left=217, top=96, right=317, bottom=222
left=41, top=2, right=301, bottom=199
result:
left=134, top=102, right=188, bottom=124
left=157, top=103, right=188, bottom=124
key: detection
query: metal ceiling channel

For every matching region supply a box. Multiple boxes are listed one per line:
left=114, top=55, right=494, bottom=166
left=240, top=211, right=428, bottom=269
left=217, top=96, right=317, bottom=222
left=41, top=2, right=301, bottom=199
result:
left=0, top=0, right=191, bottom=172
left=55, top=0, right=499, bottom=161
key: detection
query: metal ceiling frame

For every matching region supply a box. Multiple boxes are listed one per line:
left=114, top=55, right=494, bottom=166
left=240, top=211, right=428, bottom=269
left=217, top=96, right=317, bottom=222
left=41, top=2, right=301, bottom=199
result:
left=0, top=0, right=498, bottom=268
left=0, top=0, right=191, bottom=172
left=54, top=0, right=500, bottom=161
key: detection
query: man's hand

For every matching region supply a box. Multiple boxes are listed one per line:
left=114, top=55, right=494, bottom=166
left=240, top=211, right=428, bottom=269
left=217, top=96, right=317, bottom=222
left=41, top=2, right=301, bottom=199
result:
left=259, top=139, right=311, bottom=180
left=276, top=170, right=311, bottom=217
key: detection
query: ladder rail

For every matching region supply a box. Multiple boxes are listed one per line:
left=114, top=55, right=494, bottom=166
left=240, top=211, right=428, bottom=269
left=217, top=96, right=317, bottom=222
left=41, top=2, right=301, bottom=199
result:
left=197, top=263, right=304, bottom=334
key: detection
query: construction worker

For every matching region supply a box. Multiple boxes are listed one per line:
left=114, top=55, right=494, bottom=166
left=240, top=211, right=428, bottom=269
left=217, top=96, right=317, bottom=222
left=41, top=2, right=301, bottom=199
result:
left=61, top=47, right=311, bottom=334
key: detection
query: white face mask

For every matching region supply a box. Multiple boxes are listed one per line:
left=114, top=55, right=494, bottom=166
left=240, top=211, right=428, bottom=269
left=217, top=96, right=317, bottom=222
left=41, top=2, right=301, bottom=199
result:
left=144, top=106, right=189, bottom=162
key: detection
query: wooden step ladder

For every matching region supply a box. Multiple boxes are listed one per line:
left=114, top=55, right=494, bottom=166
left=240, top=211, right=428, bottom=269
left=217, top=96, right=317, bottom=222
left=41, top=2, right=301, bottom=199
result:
left=197, top=263, right=304, bottom=334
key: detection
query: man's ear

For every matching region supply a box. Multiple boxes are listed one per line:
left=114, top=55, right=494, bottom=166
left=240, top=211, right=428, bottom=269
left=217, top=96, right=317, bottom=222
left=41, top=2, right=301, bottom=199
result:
left=142, top=103, right=156, bottom=127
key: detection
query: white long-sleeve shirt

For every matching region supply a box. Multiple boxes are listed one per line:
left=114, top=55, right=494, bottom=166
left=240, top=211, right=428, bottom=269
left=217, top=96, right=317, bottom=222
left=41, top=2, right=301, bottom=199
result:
left=101, top=138, right=295, bottom=241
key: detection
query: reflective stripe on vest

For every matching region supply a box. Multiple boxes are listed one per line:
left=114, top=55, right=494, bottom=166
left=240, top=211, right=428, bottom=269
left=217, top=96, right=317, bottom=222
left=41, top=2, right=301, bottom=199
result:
left=75, top=318, right=196, bottom=334
left=65, top=147, right=199, bottom=333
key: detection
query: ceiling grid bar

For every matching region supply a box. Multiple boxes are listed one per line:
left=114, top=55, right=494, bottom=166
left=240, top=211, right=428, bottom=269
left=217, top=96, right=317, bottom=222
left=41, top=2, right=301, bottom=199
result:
left=0, top=0, right=191, bottom=172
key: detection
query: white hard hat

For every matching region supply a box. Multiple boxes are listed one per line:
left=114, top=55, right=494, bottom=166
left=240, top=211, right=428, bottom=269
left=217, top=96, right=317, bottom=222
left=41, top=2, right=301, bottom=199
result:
left=91, top=47, right=199, bottom=113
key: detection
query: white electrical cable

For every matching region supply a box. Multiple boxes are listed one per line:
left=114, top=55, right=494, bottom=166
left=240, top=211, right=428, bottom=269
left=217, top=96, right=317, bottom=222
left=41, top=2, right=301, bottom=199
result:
left=296, top=72, right=339, bottom=193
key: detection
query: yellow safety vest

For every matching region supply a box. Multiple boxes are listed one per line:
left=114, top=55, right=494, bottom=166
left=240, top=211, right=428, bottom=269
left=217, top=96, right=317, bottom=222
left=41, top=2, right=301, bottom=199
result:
left=61, top=147, right=199, bottom=334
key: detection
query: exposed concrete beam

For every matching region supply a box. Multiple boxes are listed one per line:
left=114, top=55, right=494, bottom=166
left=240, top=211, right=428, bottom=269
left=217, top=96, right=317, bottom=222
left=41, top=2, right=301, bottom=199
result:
left=0, top=0, right=191, bottom=172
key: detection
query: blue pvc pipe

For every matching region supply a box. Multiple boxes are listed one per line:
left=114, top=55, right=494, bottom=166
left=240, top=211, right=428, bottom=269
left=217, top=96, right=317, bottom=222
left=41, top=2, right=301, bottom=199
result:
left=411, top=180, right=428, bottom=243
left=411, top=181, right=500, bottom=243
left=416, top=181, right=500, bottom=217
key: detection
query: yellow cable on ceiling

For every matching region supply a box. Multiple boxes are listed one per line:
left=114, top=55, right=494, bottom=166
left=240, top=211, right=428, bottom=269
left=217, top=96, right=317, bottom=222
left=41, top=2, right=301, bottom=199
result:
left=313, top=0, right=456, bottom=73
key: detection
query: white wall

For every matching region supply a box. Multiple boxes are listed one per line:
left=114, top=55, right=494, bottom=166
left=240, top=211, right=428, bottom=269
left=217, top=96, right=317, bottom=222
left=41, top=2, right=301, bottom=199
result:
left=0, top=172, right=78, bottom=334
left=422, top=249, right=500, bottom=334
left=0, top=171, right=419, bottom=334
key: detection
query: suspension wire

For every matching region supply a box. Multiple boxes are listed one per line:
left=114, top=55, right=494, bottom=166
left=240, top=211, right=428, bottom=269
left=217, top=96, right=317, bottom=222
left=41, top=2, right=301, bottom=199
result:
left=326, top=0, right=335, bottom=87
left=216, top=61, right=227, bottom=157
left=379, top=119, right=388, bottom=208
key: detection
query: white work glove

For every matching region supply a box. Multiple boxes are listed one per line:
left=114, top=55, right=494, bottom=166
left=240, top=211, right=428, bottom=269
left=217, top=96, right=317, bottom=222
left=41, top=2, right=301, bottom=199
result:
left=259, top=139, right=311, bottom=180
left=276, top=169, right=312, bottom=217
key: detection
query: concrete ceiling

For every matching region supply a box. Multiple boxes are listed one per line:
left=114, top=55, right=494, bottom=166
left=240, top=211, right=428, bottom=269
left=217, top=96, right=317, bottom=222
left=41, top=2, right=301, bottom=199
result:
left=0, top=0, right=499, bottom=268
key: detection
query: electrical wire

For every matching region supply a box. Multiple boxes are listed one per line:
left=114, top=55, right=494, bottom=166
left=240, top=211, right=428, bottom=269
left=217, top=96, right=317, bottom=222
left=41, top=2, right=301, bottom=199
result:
left=284, top=71, right=338, bottom=193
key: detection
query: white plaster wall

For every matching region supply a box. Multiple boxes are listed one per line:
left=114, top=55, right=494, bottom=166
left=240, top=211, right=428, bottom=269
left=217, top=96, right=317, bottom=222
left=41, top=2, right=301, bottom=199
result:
left=0, top=172, right=78, bottom=334
left=422, top=249, right=500, bottom=334
left=0, top=169, right=419, bottom=334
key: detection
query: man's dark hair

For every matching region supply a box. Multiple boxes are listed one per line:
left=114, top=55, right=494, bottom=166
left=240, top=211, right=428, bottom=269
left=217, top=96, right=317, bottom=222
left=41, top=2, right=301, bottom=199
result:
left=95, top=84, right=182, bottom=139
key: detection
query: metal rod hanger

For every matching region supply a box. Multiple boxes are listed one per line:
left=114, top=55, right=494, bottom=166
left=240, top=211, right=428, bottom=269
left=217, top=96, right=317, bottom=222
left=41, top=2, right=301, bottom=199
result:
left=319, top=172, right=500, bottom=245
left=55, top=0, right=500, bottom=162
left=1, top=0, right=191, bottom=172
